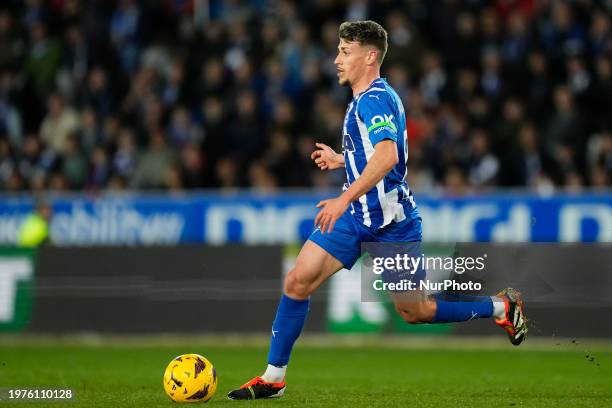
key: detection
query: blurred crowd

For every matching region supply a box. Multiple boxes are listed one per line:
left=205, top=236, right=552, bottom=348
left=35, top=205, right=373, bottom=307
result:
left=0, top=0, right=611, bottom=195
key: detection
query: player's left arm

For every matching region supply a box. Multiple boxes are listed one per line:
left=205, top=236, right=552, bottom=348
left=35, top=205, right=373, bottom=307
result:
left=315, top=94, right=399, bottom=233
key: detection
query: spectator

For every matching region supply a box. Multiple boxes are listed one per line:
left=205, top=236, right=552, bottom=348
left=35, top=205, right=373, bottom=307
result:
left=0, top=70, right=23, bottom=147
left=542, top=85, right=583, bottom=162
left=17, top=134, right=45, bottom=187
left=215, top=156, right=239, bottom=189
left=588, top=10, right=610, bottom=57
left=227, top=90, right=263, bottom=160
left=524, top=51, right=552, bottom=123
left=384, top=12, right=425, bottom=75
left=110, top=0, right=142, bottom=73
left=0, top=10, right=25, bottom=69
left=39, top=93, right=79, bottom=155
left=132, top=129, right=176, bottom=189
left=25, top=22, right=62, bottom=94
left=179, top=143, right=205, bottom=189
left=78, top=107, right=100, bottom=154
left=89, top=146, right=111, bottom=189
left=57, top=24, right=90, bottom=98
left=167, top=105, right=202, bottom=148
left=467, top=129, right=500, bottom=188
left=420, top=52, right=447, bottom=108
left=480, top=48, right=504, bottom=101
left=444, top=166, right=470, bottom=196
left=61, top=134, right=88, bottom=189
left=515, top=123, right=545, bottom=187
left=80, top=67, right=113, bottom=119
left=592, top=57, right=612, bottom=130
left=113, top=127, right=137, bottom=178
left=0, top=137, right=16, bottom=188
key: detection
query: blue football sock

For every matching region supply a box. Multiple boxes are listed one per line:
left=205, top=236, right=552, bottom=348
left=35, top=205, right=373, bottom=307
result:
left=431, top=292, right=493, bottom=323
left=267, top=294, right=310, bottom=367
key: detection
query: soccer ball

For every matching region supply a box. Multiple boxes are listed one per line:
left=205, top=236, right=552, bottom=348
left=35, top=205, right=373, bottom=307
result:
left=163, top=354, right=217, bottom=403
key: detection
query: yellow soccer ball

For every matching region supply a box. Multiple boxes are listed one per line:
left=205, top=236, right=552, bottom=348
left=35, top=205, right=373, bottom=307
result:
left=163, top=354, right=217, bottom=403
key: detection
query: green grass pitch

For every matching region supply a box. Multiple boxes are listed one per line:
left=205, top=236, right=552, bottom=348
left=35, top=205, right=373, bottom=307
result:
left=0, top=338, right=611, bottom=407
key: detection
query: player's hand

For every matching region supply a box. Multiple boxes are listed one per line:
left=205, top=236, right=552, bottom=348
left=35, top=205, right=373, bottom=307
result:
left=314, top=196, right=350, bottom=233
left=310, top=143, right=344, bottom=170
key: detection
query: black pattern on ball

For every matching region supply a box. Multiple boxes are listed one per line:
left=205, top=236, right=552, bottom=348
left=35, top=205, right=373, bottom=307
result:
left=187, top=384, right=210, bottom=400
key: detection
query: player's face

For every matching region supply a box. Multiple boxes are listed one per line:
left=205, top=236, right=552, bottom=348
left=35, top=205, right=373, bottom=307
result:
left=334, top=39, right=370, bottom=87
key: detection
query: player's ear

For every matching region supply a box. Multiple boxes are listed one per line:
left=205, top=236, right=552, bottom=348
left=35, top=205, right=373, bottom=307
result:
left=366, top=48, right=378, bottom=65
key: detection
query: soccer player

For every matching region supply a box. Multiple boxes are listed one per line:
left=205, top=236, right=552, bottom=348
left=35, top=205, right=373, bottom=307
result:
left=228, top=20, right=527, bottom=400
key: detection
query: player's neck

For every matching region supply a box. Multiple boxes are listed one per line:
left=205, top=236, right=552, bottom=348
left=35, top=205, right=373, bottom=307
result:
left=351, top=71, right=381, bottom=97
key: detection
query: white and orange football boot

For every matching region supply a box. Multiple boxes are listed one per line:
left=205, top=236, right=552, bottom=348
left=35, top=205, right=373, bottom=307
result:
left=495, top=288, right=528, bottom=346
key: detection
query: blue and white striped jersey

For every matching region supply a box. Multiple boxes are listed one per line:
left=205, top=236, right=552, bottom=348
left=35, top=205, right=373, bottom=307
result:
left=342, top=77, right=418, bottom=230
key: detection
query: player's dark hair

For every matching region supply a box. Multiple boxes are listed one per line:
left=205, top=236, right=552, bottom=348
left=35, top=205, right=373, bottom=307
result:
left=338, top=20, right=388, bottom=63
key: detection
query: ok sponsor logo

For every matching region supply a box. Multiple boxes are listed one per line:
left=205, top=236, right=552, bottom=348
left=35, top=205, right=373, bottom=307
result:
left=368, top=114, right=397, bottom=134
left=370, top=114, right=394, bottom=126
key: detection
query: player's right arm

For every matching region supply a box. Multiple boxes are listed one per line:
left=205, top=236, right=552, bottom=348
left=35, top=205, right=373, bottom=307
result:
left=310, top=143, right=345, bottom=170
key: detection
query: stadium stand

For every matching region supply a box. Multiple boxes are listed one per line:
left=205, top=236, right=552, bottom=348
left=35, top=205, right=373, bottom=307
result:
left=0, top=0, right=610, bottom=193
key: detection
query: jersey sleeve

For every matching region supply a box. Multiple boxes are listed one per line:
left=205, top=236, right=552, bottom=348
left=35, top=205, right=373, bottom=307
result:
left=357, top=92, right=399, bottom=146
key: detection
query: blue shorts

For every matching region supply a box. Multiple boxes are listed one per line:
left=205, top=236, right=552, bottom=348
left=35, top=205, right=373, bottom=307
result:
left=309, top=209, right=422, bottom=270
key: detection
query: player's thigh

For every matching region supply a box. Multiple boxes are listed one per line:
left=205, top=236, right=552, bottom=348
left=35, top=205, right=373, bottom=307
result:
left=283, top=240, right=344, bottom=298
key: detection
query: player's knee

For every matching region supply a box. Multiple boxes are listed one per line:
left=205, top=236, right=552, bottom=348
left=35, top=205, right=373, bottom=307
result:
left=395, top=301, right=435, bottom=324
left=397, top=308, right=422, bottom=324
left=283, top=268, right=312, bottom=300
